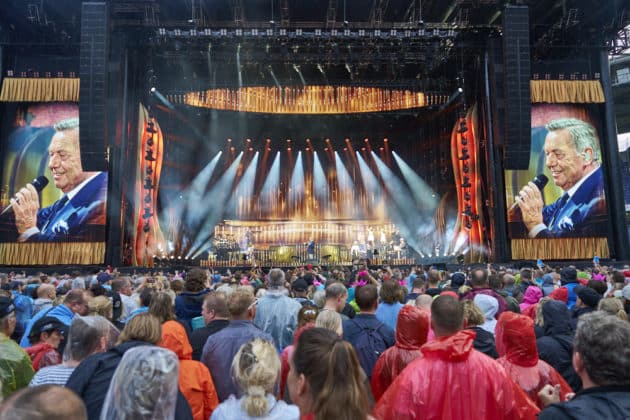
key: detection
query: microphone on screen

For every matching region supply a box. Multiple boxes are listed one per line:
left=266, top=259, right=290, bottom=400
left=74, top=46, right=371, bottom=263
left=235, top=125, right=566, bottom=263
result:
left=508, top=174, right=549, bottom=212
left=0, top=176, right=50, bottom=216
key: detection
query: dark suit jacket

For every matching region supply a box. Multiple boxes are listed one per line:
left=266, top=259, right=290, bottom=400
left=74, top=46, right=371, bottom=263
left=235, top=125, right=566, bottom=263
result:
left=31, top=172, right=108, bottom=242
left=537, top=167, right=606, bottom=238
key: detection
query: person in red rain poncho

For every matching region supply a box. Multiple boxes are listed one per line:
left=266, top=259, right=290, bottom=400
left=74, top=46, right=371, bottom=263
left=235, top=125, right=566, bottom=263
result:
left=373, top=296, right=540, bottom=420
left=495, top=311, right=573, bottom=409
left=370, top=305, right=429, bottom=401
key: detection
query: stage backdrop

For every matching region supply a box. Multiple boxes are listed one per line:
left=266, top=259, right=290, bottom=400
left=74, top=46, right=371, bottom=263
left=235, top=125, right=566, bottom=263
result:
left=131, top=93, right=482, bottom=266
left=505, top=103, right=609, bottom=259
left=0, top=102, right=107, bottom=265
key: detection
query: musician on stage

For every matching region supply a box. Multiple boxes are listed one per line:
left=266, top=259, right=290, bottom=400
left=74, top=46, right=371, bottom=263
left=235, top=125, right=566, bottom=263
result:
left=306, top=237, right=316, bottom=261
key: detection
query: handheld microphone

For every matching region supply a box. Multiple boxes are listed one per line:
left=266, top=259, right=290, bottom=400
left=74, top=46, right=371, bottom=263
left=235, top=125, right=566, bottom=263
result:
left=0, top=176, right=49, bottom=216
left=508, top=174, right=549, bottom=212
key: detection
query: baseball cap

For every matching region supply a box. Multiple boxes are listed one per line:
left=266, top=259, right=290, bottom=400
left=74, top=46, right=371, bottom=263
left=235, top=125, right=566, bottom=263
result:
left=577, top=287, right=601, bottom=308
left=97, top=272, right=113, bottom=284
left=0, top=296, right=15, bottom=318
left=30, top=316, right=66, bottom=337
left=450, top=272, right=466, bottom=289
left=292, top=278, right=308, bottom=292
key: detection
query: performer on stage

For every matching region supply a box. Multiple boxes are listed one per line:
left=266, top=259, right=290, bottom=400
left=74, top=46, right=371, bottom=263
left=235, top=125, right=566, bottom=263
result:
left=306, top=237, right=316, bottom=260
left=367, top=227, right=375, bottom=247
left=350, top=240, right=361, bottom=258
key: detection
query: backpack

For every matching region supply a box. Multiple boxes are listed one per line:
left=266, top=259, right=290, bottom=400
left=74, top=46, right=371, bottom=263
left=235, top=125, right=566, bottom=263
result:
left=350, top=319, right=388, bottom=379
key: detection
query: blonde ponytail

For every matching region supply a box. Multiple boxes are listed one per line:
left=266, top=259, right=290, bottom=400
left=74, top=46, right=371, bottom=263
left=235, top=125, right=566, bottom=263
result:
left=232, top=339, right=280, bottom=417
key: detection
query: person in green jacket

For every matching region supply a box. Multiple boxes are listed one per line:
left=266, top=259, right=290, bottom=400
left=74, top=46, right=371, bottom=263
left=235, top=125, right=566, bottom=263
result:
left=0, top=295, right=34, bottom=400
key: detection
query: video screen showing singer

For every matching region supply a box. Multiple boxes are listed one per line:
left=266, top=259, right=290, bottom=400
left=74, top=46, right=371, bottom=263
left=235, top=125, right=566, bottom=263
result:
left=514, top=118, right=606, bottom=238
left=5, top=118, right=107, bottom=242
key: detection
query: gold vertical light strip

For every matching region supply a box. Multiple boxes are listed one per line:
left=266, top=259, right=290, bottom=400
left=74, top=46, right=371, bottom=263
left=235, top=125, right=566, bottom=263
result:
left=169, top=86, right=445, bottom=114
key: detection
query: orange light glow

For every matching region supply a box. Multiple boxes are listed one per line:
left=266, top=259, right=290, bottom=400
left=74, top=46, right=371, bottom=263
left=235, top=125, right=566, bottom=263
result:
left=173, top=86, right=445, bottom=114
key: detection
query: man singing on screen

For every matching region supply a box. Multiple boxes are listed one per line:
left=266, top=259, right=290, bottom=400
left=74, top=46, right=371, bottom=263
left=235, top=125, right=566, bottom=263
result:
left=10, top=118, right=107, bottom=242
left=515, top=118, right=606, bottom=238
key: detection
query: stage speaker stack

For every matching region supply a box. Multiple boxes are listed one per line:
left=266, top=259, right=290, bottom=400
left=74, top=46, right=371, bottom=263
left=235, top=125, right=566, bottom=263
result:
left=79, top=2, right=109, bottom=172
left=502, top=5, right=531, bottom=170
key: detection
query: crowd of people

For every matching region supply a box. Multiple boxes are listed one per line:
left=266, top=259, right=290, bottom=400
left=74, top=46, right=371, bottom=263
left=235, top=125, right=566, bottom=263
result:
left=1, top=262, right=630, bottom=419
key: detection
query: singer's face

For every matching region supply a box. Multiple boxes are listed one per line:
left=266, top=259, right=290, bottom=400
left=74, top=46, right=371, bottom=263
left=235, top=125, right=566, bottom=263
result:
left=543, top=129, right=586, bottom=191
left=48, top=128, right=88, bottom=193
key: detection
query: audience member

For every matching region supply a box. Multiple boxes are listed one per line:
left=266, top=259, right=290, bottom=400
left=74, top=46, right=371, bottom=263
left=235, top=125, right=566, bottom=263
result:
left=461, top=300, right=498, bottom=358
left=375, top=280, right=404, bottom=332
left=190, top=292, right=230, bottom=361
left=111, top=277, right=137, bottom=322
left=536, top=300, right=582, bottom=391
left=254, top=268, right=302, bottom=351
left=560, top=267, right=580, bottom=309
left=158, top=294, right=219, bottom=420
left=570, top=286, right=601, bottom=329
left=0, top=385, right=87, bottom=420
left=291, top=278, right=313, bottom=307
left=280, top=323, right=315, bottom=401
left=541, top=274, right=555, bottom=296
left=29, top=315, right=118, bottom=386
left=25, top=316, right=64, bottom=371
left=322, top=282, right=348, bottom=318
left=32, top=284, right=56, bottom=316
left=461, top=268, right=508, bottom=317
left=87, top=296, right=112, bottom=320
left=201, top=286, right=273, bottom=401
left=424, top=270, right=441, bottom=297
left=474, top=294, right=499, bottom=335
left=66, top=313, right=193, bottom=420
left=175, top=268, right=210, bottom=328
left=20, top=289, right=89, bottom=349
left=495, top=312, right=572, bottom=408
left=373, top=295, right=539, bottom=419
left=597, top=297, right=628, bottom=321
left=371, top=305, right=429, bottom=401
left=0, top=296, right=34, bottom=398
left=212, top=339, right=299, bottom=420
left=404, top=278, right=425, bottom=303
left=100, top=346, right=180, bottom=420
left=489, top=273, right=520, bottom=313
left=538, top=312, right=630, bottom=419
left=315, top=309, right=343, bottom=335
left=343, top=284, right=395, bottom=379
left=520, top=286, right=543, bottom=314
left=289, top=328, right=370, bottom=419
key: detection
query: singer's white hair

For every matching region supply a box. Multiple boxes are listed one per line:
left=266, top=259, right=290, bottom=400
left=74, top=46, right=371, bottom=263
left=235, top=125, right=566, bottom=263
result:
left=54, top=118, right=80, bottom=132
left=546, top=118, right=601, bottom=163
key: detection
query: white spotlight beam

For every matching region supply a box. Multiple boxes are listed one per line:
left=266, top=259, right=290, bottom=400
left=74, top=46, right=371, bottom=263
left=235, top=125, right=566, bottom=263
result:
left=188, top=152, right=244, bottom=255
left=392, top=151, right=438, bottom=212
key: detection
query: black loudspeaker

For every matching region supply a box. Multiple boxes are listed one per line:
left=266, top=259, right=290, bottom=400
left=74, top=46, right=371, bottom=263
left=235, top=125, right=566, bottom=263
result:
left=502, top=5, right=531, bottom=170
left=79, top=2, right=109, bottom=171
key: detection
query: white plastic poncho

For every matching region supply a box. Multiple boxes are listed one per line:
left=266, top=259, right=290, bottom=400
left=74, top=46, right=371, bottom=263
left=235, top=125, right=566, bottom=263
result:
left=99, top=346, right=179, bottom=420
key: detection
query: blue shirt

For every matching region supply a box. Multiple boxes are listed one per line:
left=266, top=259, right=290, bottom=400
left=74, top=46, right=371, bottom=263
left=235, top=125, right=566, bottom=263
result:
left=375, top=302, right=404, bottom=332
left=201, top=320, right=274, bottom=402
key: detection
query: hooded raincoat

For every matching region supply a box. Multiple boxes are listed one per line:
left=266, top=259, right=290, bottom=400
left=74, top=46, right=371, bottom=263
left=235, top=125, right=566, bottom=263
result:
left=100, top=346, right=179, bottom=420
left=536, top=300, right=582, bottom=392
left=0, top=332, right=34, bottom=399
left=474, top=294, right=498, bottom=335
left=372, top=330, right=540, bottom=420
left=520, top=286, right=543, bottom=313
left=370, top=305, right=429, bottom=402
left=495, top=312, right=573, bottom=409
left=161, top=320, right=219, bottom=420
